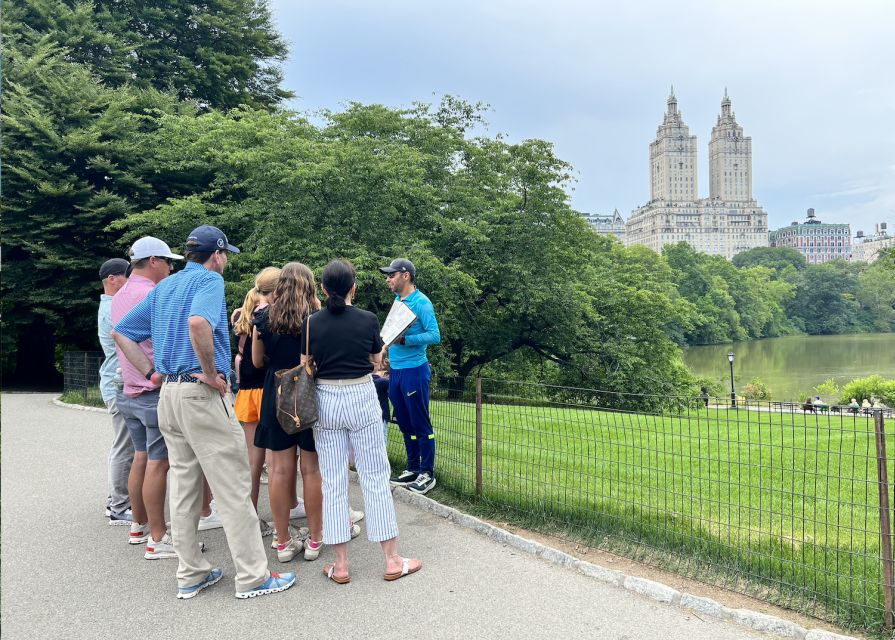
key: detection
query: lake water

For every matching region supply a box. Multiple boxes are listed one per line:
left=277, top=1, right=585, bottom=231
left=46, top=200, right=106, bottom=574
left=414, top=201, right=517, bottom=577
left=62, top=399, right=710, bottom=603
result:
left=682, top=333, right=895, bottom=401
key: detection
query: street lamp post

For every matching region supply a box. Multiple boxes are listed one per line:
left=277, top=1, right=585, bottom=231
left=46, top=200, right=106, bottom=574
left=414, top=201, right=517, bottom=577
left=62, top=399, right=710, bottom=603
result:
left=728, top=351, right=736, bottom=408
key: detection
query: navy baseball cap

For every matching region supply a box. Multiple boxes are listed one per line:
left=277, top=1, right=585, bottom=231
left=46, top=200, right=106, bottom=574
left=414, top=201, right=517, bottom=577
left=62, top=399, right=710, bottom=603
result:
left=185, top=225, right=240, bottom=254
left=378, top=258, right=415, bottom=279
left=99, top=258, right=129, bottom=279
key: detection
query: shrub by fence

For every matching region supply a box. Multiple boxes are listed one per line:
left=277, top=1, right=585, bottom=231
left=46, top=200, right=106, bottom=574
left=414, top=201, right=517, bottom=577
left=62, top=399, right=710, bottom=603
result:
left=385, top=377, right=895, bottom=634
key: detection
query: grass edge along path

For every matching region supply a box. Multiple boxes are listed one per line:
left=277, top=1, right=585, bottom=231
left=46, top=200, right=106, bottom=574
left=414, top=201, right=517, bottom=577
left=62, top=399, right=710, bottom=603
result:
left=382, top=396, right=892, bottom=634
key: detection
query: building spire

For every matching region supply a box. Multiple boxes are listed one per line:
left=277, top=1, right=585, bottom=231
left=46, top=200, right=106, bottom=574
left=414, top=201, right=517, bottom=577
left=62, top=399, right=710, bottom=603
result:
left=721, top=88, right=732, bottom=117
left=667, top=84, right=678, bottom=115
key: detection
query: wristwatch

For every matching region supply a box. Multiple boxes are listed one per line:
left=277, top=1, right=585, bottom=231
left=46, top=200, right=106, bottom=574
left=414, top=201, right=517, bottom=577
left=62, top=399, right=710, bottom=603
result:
left=145, top=367, right=156, bottom=380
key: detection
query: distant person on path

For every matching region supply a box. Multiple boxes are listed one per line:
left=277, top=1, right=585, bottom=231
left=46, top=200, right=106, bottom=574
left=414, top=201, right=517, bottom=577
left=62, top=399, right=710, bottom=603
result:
left=113, top=225, right=294, bottom=600
left=112, top=237, right=181, bottom=557
left=98, top=257, right=134, bottom=525
left=252, top=262, right=324, bottom=562
left=310, top=260, right=421, bottom=584
left=379, top=258, right=441, bottom=494
left=232, top=266, right=281, bottom=521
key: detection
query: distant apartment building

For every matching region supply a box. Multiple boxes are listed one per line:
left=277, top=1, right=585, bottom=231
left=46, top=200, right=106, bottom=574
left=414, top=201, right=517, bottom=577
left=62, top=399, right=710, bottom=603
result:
left=581, top=209, right=625, bottom=242
left=768, top=209, right=850, bottom=264
left=851, top=223, right=894, bottom=263
left=625, top=89, right=768, bottom=259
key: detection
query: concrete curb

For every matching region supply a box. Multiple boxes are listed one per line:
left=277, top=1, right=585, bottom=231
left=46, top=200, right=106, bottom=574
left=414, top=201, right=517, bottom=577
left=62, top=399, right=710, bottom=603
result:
left=392, top=488, right=859, bottom=640
left=51, top=396, right=108, bottom=414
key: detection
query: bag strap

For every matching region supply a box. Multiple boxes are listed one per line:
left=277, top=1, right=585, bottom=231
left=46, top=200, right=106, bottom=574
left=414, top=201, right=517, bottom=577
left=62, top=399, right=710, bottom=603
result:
left=304, top=315, right=313, bottom=374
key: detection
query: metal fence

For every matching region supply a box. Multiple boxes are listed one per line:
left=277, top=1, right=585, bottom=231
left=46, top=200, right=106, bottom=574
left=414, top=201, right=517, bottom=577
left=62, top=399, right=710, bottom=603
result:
left=62, top=351, right=106, bottom=406
left=385, top=377, right=895, bottom=634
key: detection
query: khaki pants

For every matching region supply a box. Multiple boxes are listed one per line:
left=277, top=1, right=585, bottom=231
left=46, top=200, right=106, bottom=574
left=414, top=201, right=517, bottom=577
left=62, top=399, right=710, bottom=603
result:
left=158, top=381, right=269, bottom=592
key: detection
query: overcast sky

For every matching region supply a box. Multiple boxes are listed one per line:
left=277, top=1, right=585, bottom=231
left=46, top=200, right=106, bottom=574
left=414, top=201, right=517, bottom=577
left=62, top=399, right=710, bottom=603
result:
left=269, top=0, right=895, bottom=235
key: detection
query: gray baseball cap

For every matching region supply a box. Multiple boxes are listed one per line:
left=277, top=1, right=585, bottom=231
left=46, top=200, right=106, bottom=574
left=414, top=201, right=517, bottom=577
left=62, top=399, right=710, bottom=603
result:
left=99, top=258, right=129, bottom=279
left=378, top=258, right=416, bottom=279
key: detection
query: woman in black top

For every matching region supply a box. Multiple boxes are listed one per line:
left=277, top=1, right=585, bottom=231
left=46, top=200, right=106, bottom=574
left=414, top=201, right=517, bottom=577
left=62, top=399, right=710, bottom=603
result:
left=308, top=260, right=421, bottom=584
left=232, top=266, right=279, bottom=512
left=252, top=262, right=323, bottom=562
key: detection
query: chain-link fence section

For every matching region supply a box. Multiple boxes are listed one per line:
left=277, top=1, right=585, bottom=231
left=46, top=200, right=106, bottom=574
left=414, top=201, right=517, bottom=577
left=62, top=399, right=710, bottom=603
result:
left=384, top=376, right=895, bottom=634
left=62, top=351, right=106, bottom=406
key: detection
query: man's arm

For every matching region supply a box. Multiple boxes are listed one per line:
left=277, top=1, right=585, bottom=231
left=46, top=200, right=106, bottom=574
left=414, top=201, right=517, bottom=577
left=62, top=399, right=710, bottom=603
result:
left=189, top=315, right=227, bottom=395
left=112, top=331, right=161, bottom=385
left=403, top=301, right=440, bottom=347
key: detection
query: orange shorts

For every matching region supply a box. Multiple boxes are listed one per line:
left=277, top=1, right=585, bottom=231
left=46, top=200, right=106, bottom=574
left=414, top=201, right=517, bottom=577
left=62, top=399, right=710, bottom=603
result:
left=234, top=388, right=263, bottom=424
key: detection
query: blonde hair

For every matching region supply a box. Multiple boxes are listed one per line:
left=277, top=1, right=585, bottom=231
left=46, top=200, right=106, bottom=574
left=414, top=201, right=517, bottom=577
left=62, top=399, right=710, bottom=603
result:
left=268, top=262, right=320, bottom=336
left=234, top=267, right=282, bottom=336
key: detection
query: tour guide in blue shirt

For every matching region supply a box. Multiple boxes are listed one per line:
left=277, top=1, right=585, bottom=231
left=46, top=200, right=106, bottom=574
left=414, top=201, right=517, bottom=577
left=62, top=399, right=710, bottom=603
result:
left=113, top=225, right=295, bottom=600
left=379, top=258, right=441, bottom=494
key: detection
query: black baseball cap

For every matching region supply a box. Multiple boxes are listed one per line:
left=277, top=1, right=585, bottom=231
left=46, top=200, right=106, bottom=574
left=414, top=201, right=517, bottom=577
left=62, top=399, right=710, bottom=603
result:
left=185, top=225, right=240, bottom=254
left=378, top=258, right=416, bottom=279
left=99, top=258, right=129, bottom=279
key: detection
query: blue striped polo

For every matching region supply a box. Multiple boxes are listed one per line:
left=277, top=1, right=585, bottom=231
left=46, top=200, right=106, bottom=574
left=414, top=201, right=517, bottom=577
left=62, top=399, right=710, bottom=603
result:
left=114, top=262, right=232, bottom=377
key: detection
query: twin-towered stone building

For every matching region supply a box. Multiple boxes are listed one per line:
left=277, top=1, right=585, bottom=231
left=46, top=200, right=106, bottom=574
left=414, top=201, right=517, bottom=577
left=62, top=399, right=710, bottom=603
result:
left=586, top=89, right=769, bottom=259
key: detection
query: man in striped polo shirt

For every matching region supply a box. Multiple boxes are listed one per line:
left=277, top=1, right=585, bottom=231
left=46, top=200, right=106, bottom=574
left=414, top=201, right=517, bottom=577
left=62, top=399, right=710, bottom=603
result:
left=113, top=225, right=294, bottom=600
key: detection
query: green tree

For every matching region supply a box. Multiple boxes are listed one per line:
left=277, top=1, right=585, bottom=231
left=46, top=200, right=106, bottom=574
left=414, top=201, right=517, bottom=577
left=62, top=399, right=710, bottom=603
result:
left=116, top=99, right=694, bottom=407
left=732, top=246, right=806, bottom=274
left=786, top=261, right=862, bottom=334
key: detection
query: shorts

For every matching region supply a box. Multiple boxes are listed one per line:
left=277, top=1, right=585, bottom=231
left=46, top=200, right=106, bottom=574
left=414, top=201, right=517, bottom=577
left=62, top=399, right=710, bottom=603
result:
left=117, top=389, right=167, bottom=460
left=234, top=388, right=263, bottom=423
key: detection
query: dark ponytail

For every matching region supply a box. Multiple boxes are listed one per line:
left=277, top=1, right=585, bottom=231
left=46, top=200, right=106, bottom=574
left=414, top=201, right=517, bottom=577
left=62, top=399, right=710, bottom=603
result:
left=322, top=260, right=356, bottom=315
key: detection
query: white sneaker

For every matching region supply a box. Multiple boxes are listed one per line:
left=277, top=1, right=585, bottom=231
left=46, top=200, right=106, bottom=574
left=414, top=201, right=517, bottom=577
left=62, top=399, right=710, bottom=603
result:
left=350, top=523, right=361, bottom=539
left=198, top=506, right=223, bottom=531
left=129, top=522, right=150, bottom=545
left=272, top=526, right=308, bottom=549
left=349, top=507, right=364, bottom=524
left=145, top=533, right=177, bottom=560
left=303, top=538, right=323, bottom=561
left=276, top=536, right=303, bottom=562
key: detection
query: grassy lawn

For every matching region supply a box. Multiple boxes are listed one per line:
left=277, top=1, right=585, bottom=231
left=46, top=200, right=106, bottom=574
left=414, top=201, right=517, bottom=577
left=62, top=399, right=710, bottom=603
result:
left=59, top=387, right=107, bottom=408
left=385, top=398, right=891, bottom=632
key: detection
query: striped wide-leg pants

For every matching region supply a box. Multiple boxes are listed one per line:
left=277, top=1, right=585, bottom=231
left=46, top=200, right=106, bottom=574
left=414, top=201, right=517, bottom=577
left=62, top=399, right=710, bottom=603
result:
left=313, top=379, right=399, bottom=545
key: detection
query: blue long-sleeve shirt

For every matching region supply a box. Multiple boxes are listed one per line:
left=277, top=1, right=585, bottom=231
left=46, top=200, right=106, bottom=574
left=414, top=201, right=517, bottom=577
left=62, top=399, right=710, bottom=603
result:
left=388, top=288, right=440, bottom=370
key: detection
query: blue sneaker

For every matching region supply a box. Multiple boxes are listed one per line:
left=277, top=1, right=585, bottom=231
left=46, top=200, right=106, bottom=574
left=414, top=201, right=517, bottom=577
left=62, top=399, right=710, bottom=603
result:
left=234, top=571, right=296, bottom=599
left=109, top=509, right=133, bottom=526
left=176, top=568, right=223, bottom=600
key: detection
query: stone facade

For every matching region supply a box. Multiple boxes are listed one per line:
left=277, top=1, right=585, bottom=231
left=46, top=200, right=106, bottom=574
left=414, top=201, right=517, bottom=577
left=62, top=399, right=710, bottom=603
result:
left=769, top=209, right=850, bottom=264
left=625, top=89, right=769, bottom=259
left=582, top=209, right=625, bottom=242
left=851, top=224, right=894, bottom=263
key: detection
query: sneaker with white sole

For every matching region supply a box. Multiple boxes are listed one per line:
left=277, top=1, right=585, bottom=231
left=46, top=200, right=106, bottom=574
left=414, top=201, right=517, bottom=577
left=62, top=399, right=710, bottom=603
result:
left=271, top=525, right=307, bottom=549
left=349, top=507, right=364, bottom=524
left=350, top=523, right=361, bottom=539
left=289, top=500, right=306, bottom=519
left=145, top=533, right=178, bottom=560
left=235, top=571, right=295, bottom=599
left=198, top=506, right=223, bottom=531
left=303, top=538, right=323, bottom=561
left=407, top=473, right=436, bottom=495
left=109, top=508, right=133, bottom=526
left=177, top=567, right=223, bottom=599
left=276, top=536, right=303, bottom=562
left=129, top=522, right=150, bottom=545
left=390, top=470, right=418, bottom=486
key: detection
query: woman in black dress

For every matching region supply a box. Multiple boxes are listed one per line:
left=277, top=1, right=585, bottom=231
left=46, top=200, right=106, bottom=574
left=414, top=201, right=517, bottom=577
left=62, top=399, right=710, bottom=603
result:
left=252, top=262, right=324, bottom=562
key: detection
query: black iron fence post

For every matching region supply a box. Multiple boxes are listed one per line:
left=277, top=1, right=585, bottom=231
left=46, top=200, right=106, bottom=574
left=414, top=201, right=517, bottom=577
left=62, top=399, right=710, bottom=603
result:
left=475, top=377, right=483, bottom=498
left=874, top=411, right=895, bottom=630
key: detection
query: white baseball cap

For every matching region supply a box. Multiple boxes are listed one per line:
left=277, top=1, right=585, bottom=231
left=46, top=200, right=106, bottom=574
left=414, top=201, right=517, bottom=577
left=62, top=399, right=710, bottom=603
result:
left=129, top=236, right=184, bottom=262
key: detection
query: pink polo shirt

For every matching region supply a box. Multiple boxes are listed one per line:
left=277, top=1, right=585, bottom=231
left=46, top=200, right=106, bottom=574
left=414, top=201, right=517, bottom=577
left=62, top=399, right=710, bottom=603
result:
left=111, top=274, right=158, bottom=397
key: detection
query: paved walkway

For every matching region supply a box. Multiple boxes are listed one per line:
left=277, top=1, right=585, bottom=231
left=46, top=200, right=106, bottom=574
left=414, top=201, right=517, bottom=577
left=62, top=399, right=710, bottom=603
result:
left=1, top=393, right=763, bottom=640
